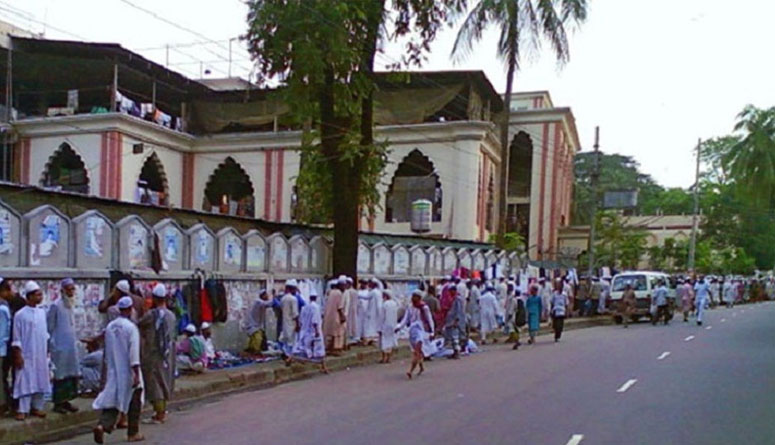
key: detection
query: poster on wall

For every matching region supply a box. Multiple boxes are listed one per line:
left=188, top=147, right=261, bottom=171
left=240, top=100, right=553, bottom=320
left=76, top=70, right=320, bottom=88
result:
left=163, top=227, right=179, bottom=262
left=271, top=238, right=287, bottom=269
left=395, top=249, right=409, bottom=274
left=224, top=234, right=242, bottom=266
left=195, top=230, right=210, bottom=265
left=128, top=223, right=147, bottom=268
left=84, top=216, right=105, bottom=258
left=39, top=214, right=60, bottom=257
left=0, top=209, right=13, bottom=255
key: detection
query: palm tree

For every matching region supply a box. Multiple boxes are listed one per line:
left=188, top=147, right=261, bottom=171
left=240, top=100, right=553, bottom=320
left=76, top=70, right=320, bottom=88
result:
left=451, top=0, right=587, bottom=240
left=724, top=105, right=775, bottom=205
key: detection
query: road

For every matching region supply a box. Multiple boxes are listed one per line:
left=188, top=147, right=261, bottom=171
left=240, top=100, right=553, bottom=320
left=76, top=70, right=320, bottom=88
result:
left=55, top=303, right=775, bottom=445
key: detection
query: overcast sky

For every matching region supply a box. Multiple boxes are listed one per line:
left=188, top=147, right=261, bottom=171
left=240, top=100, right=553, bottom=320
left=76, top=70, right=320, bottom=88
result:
left=8, top=0, right=775, bottom=188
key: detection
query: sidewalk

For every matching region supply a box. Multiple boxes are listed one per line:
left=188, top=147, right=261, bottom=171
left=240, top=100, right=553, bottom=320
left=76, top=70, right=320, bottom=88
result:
left=0, top=316, right=612, bottom=444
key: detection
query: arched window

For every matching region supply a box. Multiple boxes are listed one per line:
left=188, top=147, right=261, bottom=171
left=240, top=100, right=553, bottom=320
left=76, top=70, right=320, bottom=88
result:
left=509, top=131, right=533, bottom=197
left=135, top=153, right=168, bottom=206
left=385, top=149, right=441, bottom=223
left=203, top=157, right=255, bottom=217
left=41, top=143, right=89, bottom=194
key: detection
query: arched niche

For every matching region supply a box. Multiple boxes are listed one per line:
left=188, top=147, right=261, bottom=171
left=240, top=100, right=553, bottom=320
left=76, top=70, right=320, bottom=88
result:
left=135, top=152, right=169, bottom=206
left=485, top=250, right=499, bottom=270
left=392, top=244, right=410, bottom=276
left=457, top=248, right=473, bottom=271
left=442, top=247, right=457, bottom=275
left=41, top=143, right=90, bottom=194
left=409, top=245, right=427, bottom=276
left=72, top=210, right=113, bottom=269
left=289, top=235, right=310, bottom=272
left=427, top=247, right=442, bottom=276
left=508, top=131, right=534, bottom=198
left=357, top=242, right=372, bottom=274
left=373, top=243, right=391, bottom=276
left=25, top=205, right=71, bottom=267
left=472, top=249, right=486, bottom=271
left=154, top=218, right=186, bottom=271
left=267, top=233, right=289, bottom=272
left=216, top=227, right=243, bottom=272
left=203, top=157, right=255, bottom=217
left=0, top=200, right=21, bottom=267
left=116, top=215, right=151, bottom=270
left=244, top=230, right=267, bottom=273
left=385, top=149, right=442, bottom=223
left=186, top=223, right=216, bottom=271
left=309, top=236, right=331, bottom=273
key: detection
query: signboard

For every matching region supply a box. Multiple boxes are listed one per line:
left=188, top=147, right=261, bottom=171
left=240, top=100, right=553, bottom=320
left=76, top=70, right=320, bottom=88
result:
left=603, top=190, right=639, bottom=209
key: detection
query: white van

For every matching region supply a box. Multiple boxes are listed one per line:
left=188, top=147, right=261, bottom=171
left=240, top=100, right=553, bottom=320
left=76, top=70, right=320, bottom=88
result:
left=609, top=271, right=676, bottom=323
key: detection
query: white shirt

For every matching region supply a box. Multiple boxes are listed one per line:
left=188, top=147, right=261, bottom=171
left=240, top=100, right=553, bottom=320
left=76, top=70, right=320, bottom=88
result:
left=93, top=316, right=143, bottom=413
left=12, top=306, right=51, bottom=398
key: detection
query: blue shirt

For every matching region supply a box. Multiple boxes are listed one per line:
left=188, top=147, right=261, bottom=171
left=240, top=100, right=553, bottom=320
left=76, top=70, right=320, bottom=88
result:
left=653, top=286, right=669, bottom=306
left=694, top=281, right=710, bottom=301
left=0, top=302, right=10, bottom=357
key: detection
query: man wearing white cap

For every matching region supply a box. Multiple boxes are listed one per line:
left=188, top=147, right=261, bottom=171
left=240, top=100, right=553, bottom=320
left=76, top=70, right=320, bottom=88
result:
left=201, top=322, right=216, bottom=363
left=93, top=296, right=144, bottom=443
left=322, top=276, right=346, bottom=355
left=279, top=280, right=300, bottom=357
left=137, top=283, right=176, bottom=424
left=343, top=277, right=358, bottom=350
left=359, top=279, right=381, bottom=345
left=11, top=281, right=50, bottom=421
left=48, top=278, right=81, bottom=414
left=288, top=292, right=328, bottom=374
left=378, top=289, right=399, bottom=364
left=101, top=280, right=144, bottom=324
left=176, top=324, right=206, bottom=373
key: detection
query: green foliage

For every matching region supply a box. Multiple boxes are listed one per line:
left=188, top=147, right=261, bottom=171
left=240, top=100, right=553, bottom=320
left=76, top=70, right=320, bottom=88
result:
left=489, top=231, right=524, bottom=252
left=593, top=211, right=648, bottom=270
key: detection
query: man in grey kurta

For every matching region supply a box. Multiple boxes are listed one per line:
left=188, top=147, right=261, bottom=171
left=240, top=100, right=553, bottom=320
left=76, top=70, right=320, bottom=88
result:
left=138, top=283, right=176, bottom=424
left=47, top=278, right=81, bottom=414
left=443, top=286, right=466, bottom=359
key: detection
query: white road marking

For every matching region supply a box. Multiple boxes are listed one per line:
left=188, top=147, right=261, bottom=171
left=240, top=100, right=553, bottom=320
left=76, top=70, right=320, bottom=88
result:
left=685, top=335, right=695, bottom=342
left=617, top=379, right=638, bottom=393
left=566, top=434, right=584, bottom=445
left=705, top=326, right=712, bottom=330
left=657, top=352, right=671, bottom=360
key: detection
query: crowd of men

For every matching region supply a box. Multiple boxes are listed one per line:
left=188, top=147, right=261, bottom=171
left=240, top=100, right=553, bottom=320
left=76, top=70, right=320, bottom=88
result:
left=3, top=270, right=770, bottom=443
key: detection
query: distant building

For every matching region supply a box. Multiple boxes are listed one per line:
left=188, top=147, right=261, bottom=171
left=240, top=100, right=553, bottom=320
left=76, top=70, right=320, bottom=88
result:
left=558, top=214, right=696, bottom=269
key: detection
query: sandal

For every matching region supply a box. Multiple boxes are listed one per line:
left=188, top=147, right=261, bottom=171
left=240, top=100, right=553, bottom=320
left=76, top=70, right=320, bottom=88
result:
left=14, top=413, right=25, bottom=421
left=29, top=409, right=47, bottom=418
left=127, top=433, right=146, bottom=442
left=93, top=425, right=105, bottom=444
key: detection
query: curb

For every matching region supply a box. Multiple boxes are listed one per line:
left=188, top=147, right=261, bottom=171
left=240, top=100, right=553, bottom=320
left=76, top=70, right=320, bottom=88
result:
left=2, top=317, right=612, bottom=444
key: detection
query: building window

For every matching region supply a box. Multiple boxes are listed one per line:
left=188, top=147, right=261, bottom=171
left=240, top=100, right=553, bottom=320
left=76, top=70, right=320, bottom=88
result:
left=486, top=173, right=495, bottom=231
left=507, top=203, right=530, bottom=245
left=41, top=143, right=89, bottom=194
left=203, top=157, right=255, bottom=217
left=385, top=149, right=441, bottom=223
left=136, top=153, right=168, bottom=206
left=509, top=131, right=533, bottom=197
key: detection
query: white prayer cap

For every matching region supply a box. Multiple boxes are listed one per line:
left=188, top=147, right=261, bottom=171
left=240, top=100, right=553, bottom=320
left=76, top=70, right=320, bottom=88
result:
left=412, top=289, right=424, bottom=297
left=184, top=323, right=196, bottom=334
left=23, top=281, right=40, bottom=297
left=152, top=283, right=167, bottom=298
left=115, top=280, right=131, bottom=294
left=61, top=277, right=75, bottom=287
left=382, top=289, right=393, bottom=299
left=0, top=277, right=4, bottom=286
left=286, top=279, right=299, bottom=288
left=201, top=322, right=212, bottom=330
left=117, top=296, right=133, bottom=309
left=370, top=278, right=380, bottom=284
left=346, top=277, right=354, bottom=283
left=337, top=275, right=348, bottom=284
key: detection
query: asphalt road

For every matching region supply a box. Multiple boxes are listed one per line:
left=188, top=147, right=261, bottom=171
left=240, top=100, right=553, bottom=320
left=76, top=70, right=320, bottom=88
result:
left=54, top=303, right=775, bottom=445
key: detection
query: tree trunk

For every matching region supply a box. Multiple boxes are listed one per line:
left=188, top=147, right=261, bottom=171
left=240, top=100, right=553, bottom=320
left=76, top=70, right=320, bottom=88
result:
left=497, top=49, right=518, bottom=241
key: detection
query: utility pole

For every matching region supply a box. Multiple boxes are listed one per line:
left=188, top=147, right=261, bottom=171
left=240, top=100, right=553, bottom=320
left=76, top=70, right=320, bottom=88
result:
left=587, top=126, right=600, bottom=279
left=688, top=138, right=701, bottom=272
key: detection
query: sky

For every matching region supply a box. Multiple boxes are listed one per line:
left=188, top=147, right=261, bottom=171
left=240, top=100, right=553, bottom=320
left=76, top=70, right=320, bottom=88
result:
left=6, top=0, right=775, bottom=188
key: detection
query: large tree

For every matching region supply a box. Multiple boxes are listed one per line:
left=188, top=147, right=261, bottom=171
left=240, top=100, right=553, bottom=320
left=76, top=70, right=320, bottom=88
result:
left=450, top=0, right=587, bottom=241
left=245, top=0, right=464, bottom=278
left=724, top=105, right=775, bottom=206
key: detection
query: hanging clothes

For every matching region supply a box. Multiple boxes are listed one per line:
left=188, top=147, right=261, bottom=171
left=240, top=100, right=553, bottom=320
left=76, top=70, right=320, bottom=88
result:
left=199, top=278, right=214, bottom=323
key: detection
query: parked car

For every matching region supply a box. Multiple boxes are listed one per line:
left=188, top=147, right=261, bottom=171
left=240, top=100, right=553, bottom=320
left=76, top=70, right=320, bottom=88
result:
left=609, top=271, right=676, bottom=323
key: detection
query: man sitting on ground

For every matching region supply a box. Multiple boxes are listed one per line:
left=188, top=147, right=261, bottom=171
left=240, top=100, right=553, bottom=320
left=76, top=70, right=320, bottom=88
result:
left=176, top=324, right=207, bottom=374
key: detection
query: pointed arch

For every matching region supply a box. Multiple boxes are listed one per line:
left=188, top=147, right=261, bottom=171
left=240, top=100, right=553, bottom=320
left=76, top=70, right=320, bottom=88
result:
left=136, top=152, right=169, bottom=206
left=41, top=142, right=90, bottom=194
left=203, top=157, right=255, bottom=217
left=385, top=149, right=442, bottom=223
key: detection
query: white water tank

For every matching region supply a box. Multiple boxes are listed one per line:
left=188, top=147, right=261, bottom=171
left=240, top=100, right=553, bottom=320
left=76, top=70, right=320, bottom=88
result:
left=411, top=199, right=432, bottom=233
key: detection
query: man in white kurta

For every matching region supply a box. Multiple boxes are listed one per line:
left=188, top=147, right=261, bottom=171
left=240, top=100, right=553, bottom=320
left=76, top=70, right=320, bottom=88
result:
left=279, top=280, right=300, bottom=356
left=378, top=290, right=399, bottom=363
left=478, top=285, right=500, bottom=344
left=93, top=296, right=144, bottom=443
left=359, top=279, right=381, bottom=344
left=344, top=278, right=359, bottom=349
left=539, top=278, right=552, bottom=321
left=290, top=294, right=328, bottom=373
left=11, top=281, right=50, bottom=420
left=495, top=278, right=508, bottom=325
